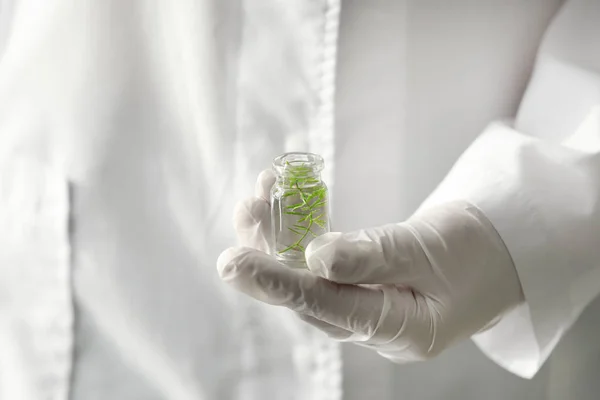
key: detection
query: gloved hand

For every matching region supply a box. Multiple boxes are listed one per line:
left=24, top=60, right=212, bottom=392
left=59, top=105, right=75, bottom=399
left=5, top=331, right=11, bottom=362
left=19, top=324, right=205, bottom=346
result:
left=217, top=170, right=524, bottom=362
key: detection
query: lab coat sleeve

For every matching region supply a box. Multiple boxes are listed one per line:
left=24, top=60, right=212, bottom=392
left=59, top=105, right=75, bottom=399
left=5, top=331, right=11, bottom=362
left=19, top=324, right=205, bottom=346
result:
left=419, top=120, right=600, bottom=379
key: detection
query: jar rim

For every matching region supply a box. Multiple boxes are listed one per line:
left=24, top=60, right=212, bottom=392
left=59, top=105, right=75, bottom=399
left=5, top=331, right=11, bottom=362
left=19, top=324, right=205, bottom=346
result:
left=272, top=152, right=324, bottom=176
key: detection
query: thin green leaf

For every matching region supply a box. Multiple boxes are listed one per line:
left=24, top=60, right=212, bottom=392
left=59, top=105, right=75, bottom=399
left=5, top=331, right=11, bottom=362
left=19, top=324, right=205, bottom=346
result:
left=284, top=211, right=306, bottom=216
left=305, top=191, right=321, bottom=203
left=282, top=191, right=300, bottom=198
left=311, top=200, right=327, bottom=209
left=288, top=227, right=304, bottom=235
left=279, top=243, right=304, bottom=254
left=313, top=219, right=326, bottom=229
left=297, top=212, right=314, bottom=223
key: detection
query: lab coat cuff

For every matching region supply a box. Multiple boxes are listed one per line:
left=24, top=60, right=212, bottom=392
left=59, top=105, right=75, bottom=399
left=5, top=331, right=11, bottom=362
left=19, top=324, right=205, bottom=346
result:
left=420, top=121, right=572, bottom=379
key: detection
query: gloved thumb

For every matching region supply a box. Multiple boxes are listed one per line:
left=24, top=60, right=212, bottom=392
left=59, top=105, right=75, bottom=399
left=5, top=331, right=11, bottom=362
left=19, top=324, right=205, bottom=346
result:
left=305, top=225, right=427, bottom=285
left=231, top=169, right=276, bottom=252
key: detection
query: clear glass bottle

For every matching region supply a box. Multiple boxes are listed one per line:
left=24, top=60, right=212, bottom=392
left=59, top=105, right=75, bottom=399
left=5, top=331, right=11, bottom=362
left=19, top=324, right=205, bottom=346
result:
left=271, top=152, right=330, bottom=268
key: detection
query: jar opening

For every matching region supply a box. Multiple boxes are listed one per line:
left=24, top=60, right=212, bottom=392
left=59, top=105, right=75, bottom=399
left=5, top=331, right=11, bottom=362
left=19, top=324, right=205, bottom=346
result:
left=272, top=152, right=324, bottom=177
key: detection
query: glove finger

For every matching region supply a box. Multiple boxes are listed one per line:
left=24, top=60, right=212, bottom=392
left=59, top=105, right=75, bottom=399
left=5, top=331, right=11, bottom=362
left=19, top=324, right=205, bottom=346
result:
left=295, top=313, right=354, bottom=340
left=233, top=197, right=271, bottom=253
left=354, top=288, right=438, bottom=360
left=217, top=247, right=406, bottom=342
left=255, top=168, right=276, bottom=202
left=305, top=224, right=429, bottom=285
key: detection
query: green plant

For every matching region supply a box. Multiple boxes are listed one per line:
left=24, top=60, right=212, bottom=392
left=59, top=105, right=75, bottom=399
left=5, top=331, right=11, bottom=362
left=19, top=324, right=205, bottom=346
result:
left=279, top=162, right=328, bottom=254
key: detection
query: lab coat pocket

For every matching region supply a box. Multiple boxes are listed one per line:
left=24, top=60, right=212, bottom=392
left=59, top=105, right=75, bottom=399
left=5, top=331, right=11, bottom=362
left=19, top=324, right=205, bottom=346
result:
left=0, top=155, right=73, bottom=400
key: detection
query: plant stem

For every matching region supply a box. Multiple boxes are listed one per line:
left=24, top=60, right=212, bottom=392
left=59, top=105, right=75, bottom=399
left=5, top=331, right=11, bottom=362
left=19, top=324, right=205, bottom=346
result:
left=279, top=161, right=327, bottom=255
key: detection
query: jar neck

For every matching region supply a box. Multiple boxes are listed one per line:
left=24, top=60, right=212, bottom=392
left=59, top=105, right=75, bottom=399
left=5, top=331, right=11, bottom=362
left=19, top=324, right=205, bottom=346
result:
left=276, top=172, right=323, bottom=188
left=272, top=152, right=325, bottom=187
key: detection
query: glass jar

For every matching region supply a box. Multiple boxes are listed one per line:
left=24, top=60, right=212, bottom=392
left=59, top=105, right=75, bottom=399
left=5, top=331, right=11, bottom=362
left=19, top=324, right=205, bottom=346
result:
left=271, top=152, right=330, bottom=268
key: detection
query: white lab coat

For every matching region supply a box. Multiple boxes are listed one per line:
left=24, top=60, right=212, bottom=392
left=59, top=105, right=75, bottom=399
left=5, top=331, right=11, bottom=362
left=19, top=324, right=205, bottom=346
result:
left=1, top=0, right=599, bottom=399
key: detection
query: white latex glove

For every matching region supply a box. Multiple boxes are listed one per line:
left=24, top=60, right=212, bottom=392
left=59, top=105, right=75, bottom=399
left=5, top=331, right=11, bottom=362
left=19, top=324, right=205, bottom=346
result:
left=218, top=170, right=524, bottom=361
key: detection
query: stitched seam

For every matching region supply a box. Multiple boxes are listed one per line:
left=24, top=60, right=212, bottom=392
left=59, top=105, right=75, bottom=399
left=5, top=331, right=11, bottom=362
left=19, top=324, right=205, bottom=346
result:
left=310, top=0, right=340, bottom=191
left=312, top=3, right=342, bottom=399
